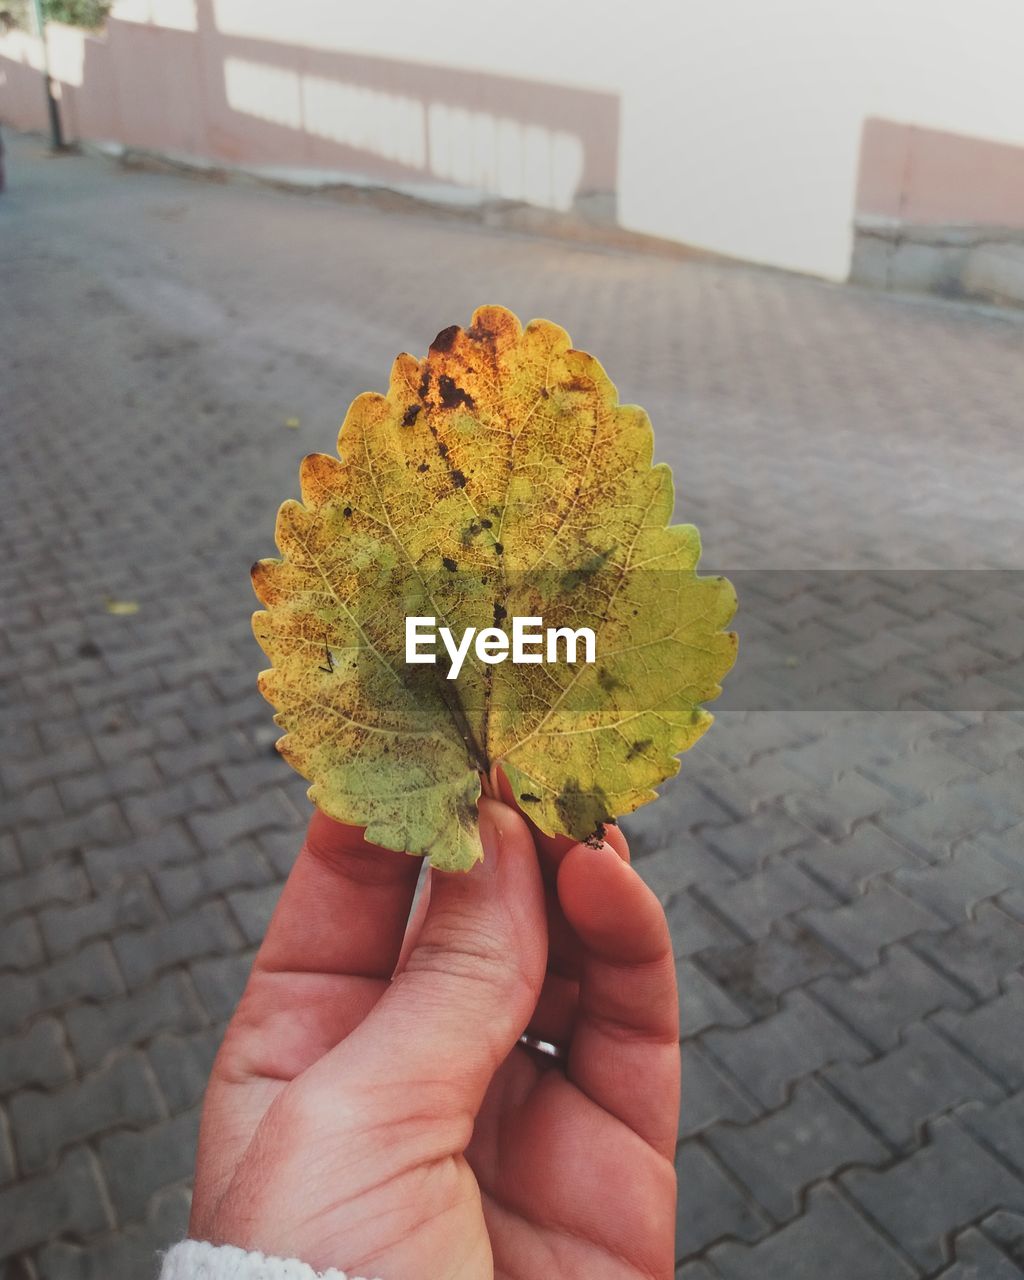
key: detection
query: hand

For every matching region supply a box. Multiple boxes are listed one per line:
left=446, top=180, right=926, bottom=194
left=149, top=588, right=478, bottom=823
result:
left=189, top=792, right=680, bottom=1280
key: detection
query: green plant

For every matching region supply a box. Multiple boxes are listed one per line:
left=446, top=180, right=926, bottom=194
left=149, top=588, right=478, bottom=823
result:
left=43, top=0, right=110, bottom=27
left=2, top=0, right=111, bottom=30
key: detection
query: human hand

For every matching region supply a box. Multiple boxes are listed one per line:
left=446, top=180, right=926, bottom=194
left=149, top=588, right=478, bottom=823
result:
left=189, top=793, right=680, bottom=1279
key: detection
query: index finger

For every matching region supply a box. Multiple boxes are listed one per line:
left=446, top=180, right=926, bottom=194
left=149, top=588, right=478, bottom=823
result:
left=557, top=840, right=680, bottom=1159
left=256, top=808, right=422, bottom=980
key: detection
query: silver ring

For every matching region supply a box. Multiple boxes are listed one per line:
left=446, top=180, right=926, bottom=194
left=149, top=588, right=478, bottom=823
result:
left=518, top=1033, right=566, bottom=1060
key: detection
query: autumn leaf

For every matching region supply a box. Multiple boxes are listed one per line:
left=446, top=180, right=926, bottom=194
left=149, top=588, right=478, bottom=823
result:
left=105, top=599, right=140, bottom=616
left=252, top=306, right=737, bottom=871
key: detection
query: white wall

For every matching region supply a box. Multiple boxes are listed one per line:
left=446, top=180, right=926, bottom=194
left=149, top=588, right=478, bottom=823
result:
left=9, top=0, right=1024, bottom=279
left=209, top=0, right=1024, bottom=280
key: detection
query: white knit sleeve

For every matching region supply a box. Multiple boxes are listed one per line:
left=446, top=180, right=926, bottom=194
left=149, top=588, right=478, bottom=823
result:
left=158, top=1240, right=381, bottom=1280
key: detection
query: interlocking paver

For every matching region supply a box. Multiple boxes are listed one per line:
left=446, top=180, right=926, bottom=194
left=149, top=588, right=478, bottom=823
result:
left=0, top=834, right=20, bottom=878
left=800, top=882, right=945, bottom=969
left=813, top=944, right=971, bottom=1051
left=678, top=1042, right=757, bottom=1140
left=676, top=1264, right=717, bottom=1280
left=826, top=1022, right=1003, bottom=1148
left=64, top=972, right=208, bottom=1071
left=881, top=769, right=1024, bottom=856
left=891, top=842, right=1024, bottom=923
left=0, top=916, right=45, bottom=971
left=111, top=900, right=243, bottom=989
left=784, top=772, right=899, bottom=839
left=704, top=991, right=870, bottom=1108
left=0, top=943, right=124, bottom=1037
left=38, top=883, right=158, bottom=958
left=16, top=803, right=132, bottom=869
left=934, top=977, right=1024, bottom=1090
left=82, top=823, right=197, bottom=891
left=190, top=950, right=257, bottom=1023
left=226, top=883, right=284, bottom=946
left=676, top=959, right=749, bottom=1038
left=0, top=1019, right=74, bottom=1094
left=186, top=788, right=299, bottom=854
left=961, top=1094, right=1024, bottom=1177
left=667, top=890, right=744, bottom=956
left=37, top=1186, right=192, bottom=1280
left=944, top=714, right=1024, bottom=770
left=147, top=1028, right=224, bottom=1115
left=123, top=772, right=231, bottom=836
left=621, top=781, right=735, bottom=857
left=675, top=1142, right=769, bottom=1256
left=98, top=1109, right=201, bottom=1223
left=154, top=840, right=274, bottom=916
left=709, top=1184, right=916, bottom=1279
left=703, top=810, right=814, bottom=875
left=698, top=861, right=837, bottom=941
left=699, top=919, right=851, bottom=1018
left=706, top=1078, right=890, bottom=1221
left=843, top=1118, right=1024, bottom=1272
left=635, top=841, right=736, bottom=901
left=2, top=743, right=100, bottom=794
left=796, top=822, right=925, bottom=895
left=982, top=1212, right=1024, bottom=1270
left=912, top=902, right=1024, bottom=999
left=56, top=757, right=162, bottom=815
left=0, top=1149, right=113, bottom=1257
left=936, top=1228, right=1024, bottom=1279
left=2, top=130, right=1023, bottom=1275
left=9, top=1053, right=164, bottom=1175
left=0, top=1126, right=14, bottom=1192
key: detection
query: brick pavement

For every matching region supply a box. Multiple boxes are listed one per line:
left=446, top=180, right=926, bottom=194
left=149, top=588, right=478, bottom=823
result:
left=0, top=129, right=1022, bottom=1278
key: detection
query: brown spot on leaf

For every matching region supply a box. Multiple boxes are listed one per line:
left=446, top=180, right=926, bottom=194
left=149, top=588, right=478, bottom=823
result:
left=430, top=325, right=459, bottom=353
left=555, top=778, right=611, bottom=839
left=438, top=375, right=475, bottom=410
left=561, top=548, right=612, bottom=593
left=442, top=556, right=457, bottom=572
left=494, top=542, right=504, bottom=556
left=418, top=371, right=431, bottom=400
left=343, top=506, right=353, bottom=517
left=521, top=792, right=540, bottom=803
left=626, top=738, right=653, bottom=760
left=402, top=404, right=421, bottom=427
left=493, top=602, right=507, bottom=625
left=438, top=441, right=449, bottom=459
left=451, top=469, right=467, bottom=489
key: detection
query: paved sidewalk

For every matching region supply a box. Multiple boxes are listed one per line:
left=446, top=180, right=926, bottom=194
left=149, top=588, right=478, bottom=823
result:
left=1, top=129, right=1022, bottom=1279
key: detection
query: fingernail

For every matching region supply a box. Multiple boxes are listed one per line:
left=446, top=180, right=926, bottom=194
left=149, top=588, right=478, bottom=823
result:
left=476, top=801, right=504, bottom=877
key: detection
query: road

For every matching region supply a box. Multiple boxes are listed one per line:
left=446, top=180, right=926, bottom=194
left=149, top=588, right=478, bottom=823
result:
left=1, top=129, right=1023, bottom=1278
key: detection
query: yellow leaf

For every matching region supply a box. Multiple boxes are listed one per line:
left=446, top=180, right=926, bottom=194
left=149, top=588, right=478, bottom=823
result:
left=253, top=306, right=737, bottom=871
left=105, top=600, right=140, bottom=616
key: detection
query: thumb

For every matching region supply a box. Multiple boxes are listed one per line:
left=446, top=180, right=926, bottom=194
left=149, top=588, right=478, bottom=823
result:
left=363, top=798, right=547, bottom=1115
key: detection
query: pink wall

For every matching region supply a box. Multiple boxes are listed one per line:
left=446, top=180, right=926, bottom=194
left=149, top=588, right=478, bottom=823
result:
left=0, top=8, right=619, bottom=213
left=856, top=117, right=1024, bottom=229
